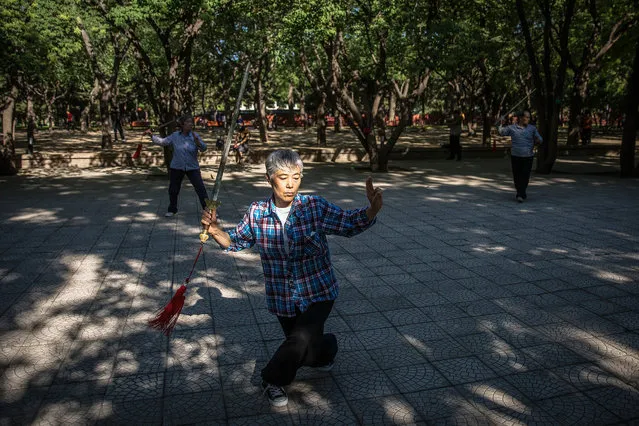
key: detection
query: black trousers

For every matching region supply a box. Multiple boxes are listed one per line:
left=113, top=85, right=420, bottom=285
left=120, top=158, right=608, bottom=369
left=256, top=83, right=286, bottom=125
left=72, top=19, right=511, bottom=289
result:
left=448, top=134, right=461, bottom=159
left=113, top=119, right=125, bottom=141
left=168, top=168, right=208, bottom=213
left=511, top=155, right=534, bottom=198
left=261, top=300, right=337, bottom=387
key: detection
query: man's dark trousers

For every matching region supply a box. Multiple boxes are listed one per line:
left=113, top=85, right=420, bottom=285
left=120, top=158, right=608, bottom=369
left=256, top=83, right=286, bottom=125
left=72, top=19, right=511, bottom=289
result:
left=261, top=300, right=337, bottom=387
left=168, top=168, right=208, bottom=213
left=511, top=155, right=534, bottom=198
left=448, top=134, right=461, bottom=160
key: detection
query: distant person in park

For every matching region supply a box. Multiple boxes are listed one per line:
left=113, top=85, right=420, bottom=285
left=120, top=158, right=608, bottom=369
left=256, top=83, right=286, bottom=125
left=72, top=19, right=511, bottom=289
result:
left=232, top=126, right=250, bottom=164
left=498, top=110, right=543, bottom=203
left=66, top=110, right=74, bottom=131
left=446, top=109, right=463, bottom=161
left=199, top=149, right=383, bottom=407
left=112, top=104, right=126, bottom=143
left=143, top=115, right=208, bottom=217
left=581, top=110, right=593, bottom=146
left=136, top=107, right=148, bottom=122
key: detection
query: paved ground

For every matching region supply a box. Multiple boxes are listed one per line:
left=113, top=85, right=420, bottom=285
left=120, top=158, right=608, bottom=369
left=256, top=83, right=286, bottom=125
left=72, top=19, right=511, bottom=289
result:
left=1, top=158, right=639, bottom=425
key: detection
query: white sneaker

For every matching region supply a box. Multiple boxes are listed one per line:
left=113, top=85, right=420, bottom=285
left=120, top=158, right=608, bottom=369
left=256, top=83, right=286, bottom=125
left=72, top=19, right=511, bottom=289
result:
left=516, top=196, right=524, bottom=203
left=261, top=381, right=288, bottom=407
left=164, top=212, right=176, bottom=217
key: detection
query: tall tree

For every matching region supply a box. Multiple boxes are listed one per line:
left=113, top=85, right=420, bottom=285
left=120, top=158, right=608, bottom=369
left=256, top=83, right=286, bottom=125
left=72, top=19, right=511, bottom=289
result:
left=620, top=34, right=639, bottom=177
left=77, top=16, right=129, bottom=149
left=566, top=0, right=636, bottom=146
left=516, top=0, right=577, bottom=174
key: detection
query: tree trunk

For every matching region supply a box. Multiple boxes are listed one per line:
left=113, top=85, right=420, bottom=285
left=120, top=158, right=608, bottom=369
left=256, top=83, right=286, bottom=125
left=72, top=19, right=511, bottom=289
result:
left=2, top=85, right=18, bottom=154
left=482, top=114, right=492, bottom=146
left=254, top=64, right=269, bottom=143
left=316, top=93, right=327, bottom=146
left=82, top=82, right=99, bottom=132
left=620, top=38, right=639, bottom=178
left=46, top=96, right=55, bottom=132
left=27, top=93, right=36, bottom=154
left=389, top=91, right=396, bottom=124
left=1, top=85, right=19, bottom=174
left=99, top=82, right=114, bottom=150
left=536, top=100, right=560, bottom=174
left=567, top=71, right=589, bottom=146
left=333, top=109, right=341, bottom=132
left=287, top=83, right=295, bottom=126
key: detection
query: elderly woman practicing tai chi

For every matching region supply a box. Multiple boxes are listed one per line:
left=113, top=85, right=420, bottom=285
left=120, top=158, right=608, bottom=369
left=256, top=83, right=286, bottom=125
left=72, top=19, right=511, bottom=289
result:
left=200, top=149, right=383, bottom=407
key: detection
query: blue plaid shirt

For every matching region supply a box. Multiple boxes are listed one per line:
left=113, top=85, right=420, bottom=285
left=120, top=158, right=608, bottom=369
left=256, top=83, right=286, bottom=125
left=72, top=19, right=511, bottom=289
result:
left=226, top=193, right=376, bottom=317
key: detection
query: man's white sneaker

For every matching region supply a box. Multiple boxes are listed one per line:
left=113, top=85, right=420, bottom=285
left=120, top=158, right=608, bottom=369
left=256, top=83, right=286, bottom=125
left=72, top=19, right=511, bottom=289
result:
left=516, top=196, right=524, bottom=203
left=261, top=381, right=288, bottom=407
left=164, top=212, right=176, bottom=217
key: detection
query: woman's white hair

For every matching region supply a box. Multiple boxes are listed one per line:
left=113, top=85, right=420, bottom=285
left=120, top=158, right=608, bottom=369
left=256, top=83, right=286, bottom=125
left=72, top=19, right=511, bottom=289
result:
left=265, top=149, right=304, bottom=178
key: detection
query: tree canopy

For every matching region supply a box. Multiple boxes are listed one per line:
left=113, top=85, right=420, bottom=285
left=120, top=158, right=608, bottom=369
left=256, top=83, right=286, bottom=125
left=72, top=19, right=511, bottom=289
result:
left=1, top=0, right=637, bottom=172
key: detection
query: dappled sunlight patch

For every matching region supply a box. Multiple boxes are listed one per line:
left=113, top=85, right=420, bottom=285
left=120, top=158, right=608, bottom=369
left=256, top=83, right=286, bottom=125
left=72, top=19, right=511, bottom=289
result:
left=379, top=395, right=420, bottom=423
left=402, top=335, right=428, bottom=352
left=136, top=211, right=159, bottom=222
left=472, top=244, right=507, bottom=254
left=210, top=284, right=245, bottom=299
left=594, top=270, right=632, bottom=283
left=112, top=216, right=132, bottom=222
left=467, top=382, right=529, bottom=413
left=8, top=208, right=62, bottom=224
left=550, top=177, right=577, bottom=183
left=424, top=196, right=460, bottom=203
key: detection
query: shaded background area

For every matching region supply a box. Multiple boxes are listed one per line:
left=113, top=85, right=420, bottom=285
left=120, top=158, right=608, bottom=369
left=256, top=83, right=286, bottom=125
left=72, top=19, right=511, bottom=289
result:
left=1, top=158, right=638, bottom=424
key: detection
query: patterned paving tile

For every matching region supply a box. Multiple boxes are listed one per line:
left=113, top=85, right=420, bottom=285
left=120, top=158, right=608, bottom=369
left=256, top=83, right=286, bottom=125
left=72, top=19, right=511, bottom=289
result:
left=538, top=392, right=620, bottom=425
left=597, top=354, right=639, bottom=387
left=432, top=356, right=498, bottom=385
left=408, top=291, right=450, bottom=307
left=326, top=350, right=378, bottom=376
left=521, top=343, right=589, bottom=368
left=385, top=362, right=449, bottom=392
left=398, top=323, right=449, bottom=343
left=343, top=312, right=393, bottom=331
left=288, top=400, right=357, bottom=425
left=403, top=386, right=476, bottom=421
left=551, top=363, right=627, bottom=391
left=458, top=378, right=558, bottom=424
left=606, top=311, right=639, bottom=331
left=369, top=341, right=428, bottom=369
left=163, top=390, right=226, bottom=424
left=349, top=395, right=424, bottom=425
left=332, top=371, right=398, bottom=401
left=435, top=317, right=482, bottom=337
left=454, top=332, right=508, bottom=356
left=583, top=384, right=639, bottom=420
left=503, top=370, right=578, bottom=401
left=382, top=308, right=429, bottom=326
left=355, top=328, right=405, bottom=350
left=478, top=347, right=544, bottom=375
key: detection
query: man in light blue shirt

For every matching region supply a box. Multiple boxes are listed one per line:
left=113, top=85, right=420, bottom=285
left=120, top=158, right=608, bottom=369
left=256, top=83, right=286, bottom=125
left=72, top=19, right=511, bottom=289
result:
left=144, top=115, right=209, bottom=217
left=498, top=110, right=543, bottom=202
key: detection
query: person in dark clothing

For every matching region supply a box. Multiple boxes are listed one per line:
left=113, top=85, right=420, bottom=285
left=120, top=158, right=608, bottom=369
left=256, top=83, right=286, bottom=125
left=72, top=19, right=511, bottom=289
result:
left=498, top=110, right=543, bottom=202
left=446, top=110, right=463, bottom=160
